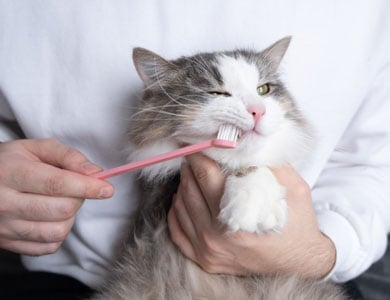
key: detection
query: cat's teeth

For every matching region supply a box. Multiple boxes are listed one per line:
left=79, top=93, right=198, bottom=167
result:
left=217, top=124, right=241, bottom=142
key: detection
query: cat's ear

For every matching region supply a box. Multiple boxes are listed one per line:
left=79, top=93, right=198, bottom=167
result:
left=261, top=36, right=292, bottom=71
left=133, top=48, right=176, bottom=87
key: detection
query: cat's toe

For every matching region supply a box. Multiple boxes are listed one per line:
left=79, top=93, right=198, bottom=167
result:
left=261, top=198, right=288, bottom=232
left=218, top=206, right=260, bottom=234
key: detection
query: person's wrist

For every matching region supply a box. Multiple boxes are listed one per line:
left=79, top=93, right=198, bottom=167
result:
left=309, top=232, right=336, bottom=279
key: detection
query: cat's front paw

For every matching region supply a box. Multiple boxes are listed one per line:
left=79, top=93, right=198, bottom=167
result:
left=218, top=167, right=287, bottom=234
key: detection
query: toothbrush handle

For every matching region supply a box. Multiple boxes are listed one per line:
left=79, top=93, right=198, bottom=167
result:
left=92, top=140, right=226, bottom=180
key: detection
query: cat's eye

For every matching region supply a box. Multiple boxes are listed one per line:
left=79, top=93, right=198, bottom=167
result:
left=208, top=91, right=231, bottom=97
left=257, top=84, right=270, bottom=96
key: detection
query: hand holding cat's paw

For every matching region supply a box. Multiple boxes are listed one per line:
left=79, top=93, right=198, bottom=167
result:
left=170, top=157, right=333, bottom=278
left=218, top=167, right=287, bottom=234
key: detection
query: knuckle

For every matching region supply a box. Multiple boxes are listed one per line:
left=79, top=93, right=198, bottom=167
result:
left=0, top=159, right=14, bottom=184
left=48, top=223, right=70, bottom=242
left=55, top=201, right=80, bottom=219
left=179, top=174, right=190, bottom=190
left=40, top=138, right=61, bottom=151
left=171, top=197, right=181, bottom=212
left=198, top=254, right=218, bottom=273
left=197, top=233, right=226, bottom=274
left=167, top=210, right=181, bottom=243
left=62, top=147, right=84, bottom=165
left=17, top=223, right=35, bottom=240
left=295, top=180, right=310, bottom=198
left=193, top=166, right=211, bottom=182
left=44, top=174, right=65, bottom=196
left=202, top=232, right=219, bottom=254
left=0, top=198, right=9, bottom=215
left=43, top=138, right=64, bottom=149
left=45, top=242, right=62, bottom=254
left=171, top=194, right=186, bottom=216
left=168, top=226, right=180, bottom=245
left=25, top=197, right=53, bottom=219
left=83, top=181, right=100, bottom=199
left=17, top=166, right=35, bottom=187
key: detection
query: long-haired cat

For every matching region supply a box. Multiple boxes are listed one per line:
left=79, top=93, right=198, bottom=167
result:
left=92, top=37, right=346, bottom=299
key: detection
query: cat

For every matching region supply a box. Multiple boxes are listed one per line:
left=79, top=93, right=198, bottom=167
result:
left=92, top=37, right=346, bottom=300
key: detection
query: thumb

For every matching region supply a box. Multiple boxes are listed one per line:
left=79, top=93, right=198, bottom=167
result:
left=186, top=153, right=225, bottom=216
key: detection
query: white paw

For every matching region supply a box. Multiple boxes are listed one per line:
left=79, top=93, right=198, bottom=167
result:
left=218, top=167, right=287, bottom=234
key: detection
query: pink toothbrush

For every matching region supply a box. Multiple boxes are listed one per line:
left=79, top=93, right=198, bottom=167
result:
left=92, top=125, right=240, bottom=180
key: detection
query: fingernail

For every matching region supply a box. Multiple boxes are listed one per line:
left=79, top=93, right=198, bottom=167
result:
left=81, top=162, right=102, bottom=174
left=99, top=186, right=114, bottom=198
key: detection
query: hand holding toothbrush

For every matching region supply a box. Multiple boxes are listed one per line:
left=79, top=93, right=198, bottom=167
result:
left=0, top=139, right=114, bottom=255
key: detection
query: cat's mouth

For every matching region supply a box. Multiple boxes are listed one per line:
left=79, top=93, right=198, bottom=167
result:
left=238, top=128, right=262, bottom=142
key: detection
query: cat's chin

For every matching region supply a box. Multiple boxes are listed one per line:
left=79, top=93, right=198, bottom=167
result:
left=205, top=123, right=312, bottom=172
left=238, top=130, right=266, bottom=146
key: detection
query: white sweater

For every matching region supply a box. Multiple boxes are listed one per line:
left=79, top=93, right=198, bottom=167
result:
left=1, top=0, right=389, bottom=288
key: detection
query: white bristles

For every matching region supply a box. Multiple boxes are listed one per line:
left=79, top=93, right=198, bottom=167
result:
left=217, top=124, right=241, bottom=142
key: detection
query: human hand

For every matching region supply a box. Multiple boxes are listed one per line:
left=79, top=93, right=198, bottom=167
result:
left=167, top=154, right=336, bottom=279
left=0, top=139, right=114, bottom=255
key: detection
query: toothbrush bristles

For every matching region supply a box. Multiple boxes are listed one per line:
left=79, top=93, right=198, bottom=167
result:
left=217, top=124, right=241, bottom=142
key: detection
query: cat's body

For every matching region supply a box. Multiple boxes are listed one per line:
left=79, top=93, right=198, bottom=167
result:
left=93, top=208, right=343, bottom=300
left=92, top=38, right=346, bottom=299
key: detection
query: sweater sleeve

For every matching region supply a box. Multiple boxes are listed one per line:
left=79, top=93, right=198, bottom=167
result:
left=0, top=90, right=24, bottom=142
left=313, top=55, right=390, bottom=282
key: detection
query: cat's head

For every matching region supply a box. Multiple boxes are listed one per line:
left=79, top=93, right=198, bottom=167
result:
left=130, top=37, right=311, bottom=178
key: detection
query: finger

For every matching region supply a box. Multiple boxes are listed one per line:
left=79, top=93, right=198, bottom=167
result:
left=23, top=138, right=103, bottom=175
left=186, top=154, right=225, bottom=217
left=180, top=163, right=213, bottom=227
left=271, top=165, right=311, bottom=201
left=0, top=239, right=62, bottom=256
left=0, top=217, right=75, bottom=243
left=1, top=189, right=83, bottom=221
left=271, top=164, right=308, bottom=189
left=167, top=202, right=197, bottom=263
left=5, top=160, right=114, bottom=199
left=170, top=187, right=198, bottom=242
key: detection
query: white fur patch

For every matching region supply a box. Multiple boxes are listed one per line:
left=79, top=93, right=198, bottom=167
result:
left=217, top=55, right=260, bottom=100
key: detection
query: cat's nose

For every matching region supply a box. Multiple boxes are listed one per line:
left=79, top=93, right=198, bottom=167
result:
left=248, top=106, right=266, bottom=123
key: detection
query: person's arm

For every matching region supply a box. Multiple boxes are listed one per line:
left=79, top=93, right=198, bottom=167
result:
left=168, top=53, right=390, bottom=281
left=313, top=57, right=390, bottom=282
left=0, top=139, right=114, bottom=255
left=168, top=155, right=336, bottom=278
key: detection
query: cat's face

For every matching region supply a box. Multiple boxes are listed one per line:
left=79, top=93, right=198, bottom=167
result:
left=131, top=37, right=310, bottom=171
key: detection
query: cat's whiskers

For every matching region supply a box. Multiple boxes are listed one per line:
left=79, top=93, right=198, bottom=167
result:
left=134, top=101, right=203, bottom=114
left=140, top=103, right=203, bottom=110
left=131, top=108, right=196, bottom=121
left=174, top=93, right=210, bottom=102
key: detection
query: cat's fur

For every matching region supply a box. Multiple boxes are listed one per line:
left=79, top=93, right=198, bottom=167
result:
left=92, top=37, right=346, bottom=299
